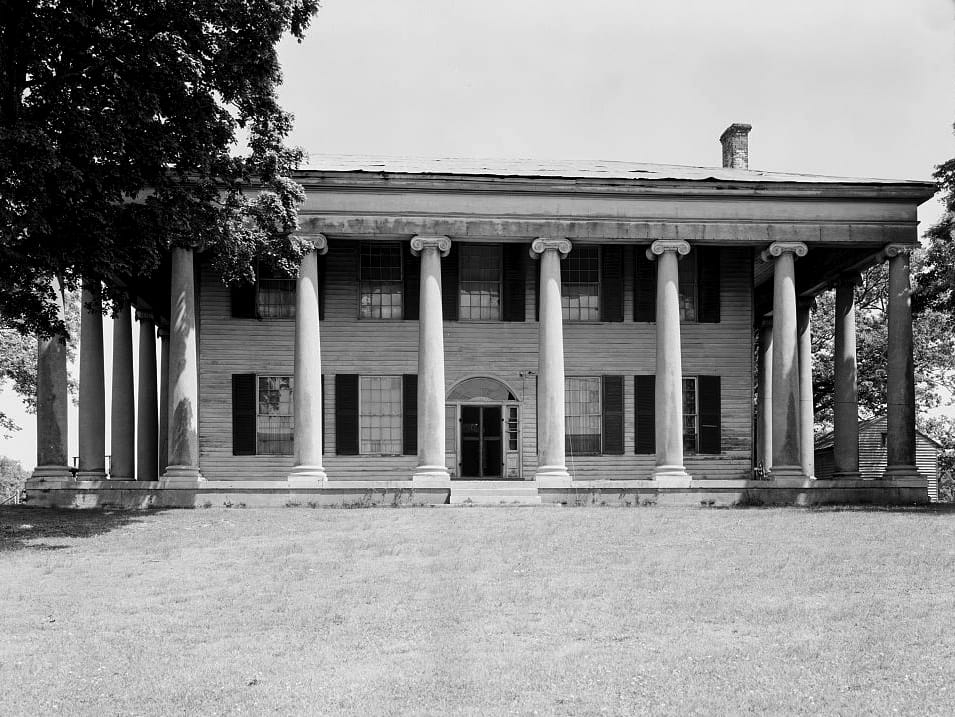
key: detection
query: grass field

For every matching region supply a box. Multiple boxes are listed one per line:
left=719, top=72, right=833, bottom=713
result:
left=2, top=505, right=955, bottom=715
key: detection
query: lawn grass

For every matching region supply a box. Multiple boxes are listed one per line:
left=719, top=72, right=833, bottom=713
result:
left=2, top=505, right=955, bottom=715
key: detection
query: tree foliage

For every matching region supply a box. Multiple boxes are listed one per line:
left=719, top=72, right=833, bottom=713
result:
left=0, top=0, right=320, bottom=338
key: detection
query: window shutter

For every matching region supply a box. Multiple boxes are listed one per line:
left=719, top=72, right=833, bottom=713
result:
left=231, top=374, right=257, bottom=455
left=699, top=375, right=722, bottom=454
left=230, top=283, right=256, bottom=319
left=317, top=248, right=327, bottom=321
left=441, top=243, right=459, bottom=321
left=634, top=251, right=656, bottom=322
left=602, top=375, right=624, bottom=455
left=600, top=245, right=624, bottom=322
left=335, top=374, right=359, bottom=455
left=402, top=374, right=418, bottom=456
left=698, top=248, right=721, bottom=323
left=634, top=375, right=655, bottom=454
left=403, top=245, right=420, bottom=320
left=501, top=243, right=526, bottom=322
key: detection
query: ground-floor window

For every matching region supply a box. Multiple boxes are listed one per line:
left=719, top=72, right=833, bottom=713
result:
left=565, top=376, right=602, bottom=455
left=359, top=375, right=403, bottom=454
left=257, top=376, right=294, bottom=455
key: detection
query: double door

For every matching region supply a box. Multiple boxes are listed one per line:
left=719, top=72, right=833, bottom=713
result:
left=460, top=405, right=502, bottom=478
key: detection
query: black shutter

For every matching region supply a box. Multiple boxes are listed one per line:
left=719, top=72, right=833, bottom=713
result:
left=230, top=283, right=256, bottom=318
left=335, top=374, right=359, bottom=455
left=402, top=374, right=418, bottom=456
left=698, top=247, right=720, bottom=323
left=317, top=248, right=327, bottom=321
left=602, top=375, right=624, bottom=455
left=403, top=245, right=420, bottom=320
left=600, top=245, right=624, bottom=322
left=699, top=375, right=722, bottom=454
left=501, top=243, right=526, bottom=322
left=232, top=374, right=256, bottom=455
left=634, top=375, right=655, bottom=454
left=634, top=250, right=656, bottom=322
left=441, top=243, right=459, bottom=321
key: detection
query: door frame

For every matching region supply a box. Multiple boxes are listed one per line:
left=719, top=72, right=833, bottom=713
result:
left=446, top=400, right=521, bottom=480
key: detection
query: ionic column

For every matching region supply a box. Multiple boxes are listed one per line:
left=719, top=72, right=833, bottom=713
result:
left=411, top=235, right=451, bottom=481
left=761, top=241, right=808, bottom=479
left=797, top=301, right=815, bottom=479
left=531, top=238, right=572, bottom=482
left=289, top=235, right=328, bottom=482
left=883, top=245, right=919, bottom=480
left=77, top=278, right=107, bottom=480
left=833, top=275, right=861, bottom=479
left=32, top=277, right=71, bottom=482
left=756, top=316, right=773, bottom=470
left=162, top=247, right=202, bottom=481
left=136, top=310, right=159, bottom=481
left=158, top=325, right=170, bottom=475
left=109, top=304, right=135, bottom=480
left=648, top=239, right=691, bottom=484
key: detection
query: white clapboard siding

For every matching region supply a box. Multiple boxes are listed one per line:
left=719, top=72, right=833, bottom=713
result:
left=198, top=243, right=754, bottom=481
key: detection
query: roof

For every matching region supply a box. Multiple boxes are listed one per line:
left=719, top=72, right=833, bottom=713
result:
left=815, top=416, right=944, bottom=450
left=300, top=154, right=933, bottom=187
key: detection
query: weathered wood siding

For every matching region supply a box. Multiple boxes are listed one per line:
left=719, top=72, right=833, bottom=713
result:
left=198, top=242, right=754, bottom=481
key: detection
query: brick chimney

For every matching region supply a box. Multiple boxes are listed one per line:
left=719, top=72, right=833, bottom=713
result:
left=720, top=123, right=752, bottom=170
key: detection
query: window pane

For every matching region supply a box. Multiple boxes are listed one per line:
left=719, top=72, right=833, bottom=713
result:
left=360, top=244, right=403, bottom=319
left=565, top=376, right=601, bottom=455
left=679, top=255, right=698, bottom=322
left=459, top=245, right=502, bottom=320
left=256, top=266, right=296, bottom=320
left=360, top=376, right=402, bottom=454
left=562, top=246, right=600, bottom=321
left=682, top=377, right=698, bottom=453
left=257, top=376, right=294, bottom=454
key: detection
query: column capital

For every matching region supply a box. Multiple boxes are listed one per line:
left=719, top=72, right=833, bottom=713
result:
left=411, top=235, right=451, bottom=257
left=530, top=238, right=572, bottom=260
left=304, top=233, right=328, bottom=256
left=646, top=239, right=691, bottom=261
left=135, top=308, right=154, bottom=323
left=761, top=241, right=808, bottom=262
left=883, top=243, right=913, bottom=259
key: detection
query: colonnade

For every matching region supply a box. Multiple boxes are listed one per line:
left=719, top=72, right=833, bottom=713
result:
left=755, top=242, right=920, bottom=480
left=32, top=237, right=920, bottom=485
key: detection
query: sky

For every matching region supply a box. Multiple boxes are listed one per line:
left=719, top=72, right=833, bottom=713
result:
left=1, top=0, right=953, bottom=469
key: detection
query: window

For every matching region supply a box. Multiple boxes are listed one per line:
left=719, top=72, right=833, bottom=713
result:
left=565, top=376, right=601, bottom=455
left=359, top=376, right=402, bottom=454
left=683, top=377, right=698, bottom=453
left=459, top=244, right=502, bottom=320
left=678, top=255, right=698, bottom=322
left=507, top=406, right=519, bottom=451
left=257, top=376, right=294, bottom=455
left=257, top=266, right=296, bottom=319
left=562, top=246, right=600, bottom=321
left=360, top=243, right=403, bottom=319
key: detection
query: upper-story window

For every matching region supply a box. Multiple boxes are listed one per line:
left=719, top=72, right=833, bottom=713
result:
left=459, top=244, right=502, bottom=320
left=359, top=243, right=403, bottom=319
left=562, top=245, right=600, bottom=321
left=678, top=255, right=698, bottom=322
left=257, top=266, right=296, bottom=319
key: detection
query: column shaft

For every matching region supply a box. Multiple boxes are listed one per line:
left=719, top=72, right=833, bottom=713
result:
left=833, top=279, right=861, bottom=478
left=77, top=279, right=106, bottom=479
left=412, top=236, right=450, bottom=480
left=162, top=247, right=201, bottom=480
left=137, top=312, right=159, bottom=481
left=33, top=277, right=71, bottom=481
left=884, top=248, right=918, bottom=479
left=158, top=328, right=170, bottom=474
left=110, top=304, right=135, bottom=479
left=652, top=244, right=690, bottom=483
left=290, top=240, right=327, bottom=481
left=756, top=318, right=773, bottom=470
left=797, top=303, right=815, bottom=478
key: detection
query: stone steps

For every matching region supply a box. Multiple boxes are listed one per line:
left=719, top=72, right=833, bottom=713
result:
left=449, top=481, right=542, bottom=506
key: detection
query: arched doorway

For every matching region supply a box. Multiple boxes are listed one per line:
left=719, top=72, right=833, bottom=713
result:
left=446, top=377, right=521, bottom=480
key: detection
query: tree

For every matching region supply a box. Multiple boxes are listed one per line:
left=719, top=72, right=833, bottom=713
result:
left=0, top=455, right=28, bottom=500
left=0, top=0, right=320, bottom=339
left=915, top=151, right=955, bottom=317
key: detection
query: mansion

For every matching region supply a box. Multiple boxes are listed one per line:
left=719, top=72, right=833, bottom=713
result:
left=26, top=124, right=937, bottom=507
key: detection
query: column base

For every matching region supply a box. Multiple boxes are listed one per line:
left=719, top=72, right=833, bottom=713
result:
left=29, top=465, right=74, bottom=484
left=161, top=465, right=204, bottom=486
left=109, top=473, right=133, bottom=481
left=769, top=465, right=809, bottom=480
left=832, top=471, right=862, bottom=480
left=75, top=470, right=107, bottom=481
left=288, top=465, right=327, bottom=485
left=534, top=464, right=571, bottom=482
left=882, top=465, right=922, bottom=481
left=653, top=465, right=692, bottom=488
left=412, top=465, right=451, bottom=483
